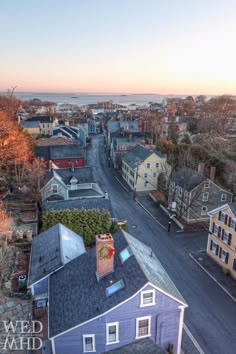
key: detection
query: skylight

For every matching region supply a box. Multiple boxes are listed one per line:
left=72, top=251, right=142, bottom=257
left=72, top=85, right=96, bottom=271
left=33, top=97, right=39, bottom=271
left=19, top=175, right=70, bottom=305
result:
left=119, top=247, right=132, bottom=264
left=106, top=280, right=125, bottom=297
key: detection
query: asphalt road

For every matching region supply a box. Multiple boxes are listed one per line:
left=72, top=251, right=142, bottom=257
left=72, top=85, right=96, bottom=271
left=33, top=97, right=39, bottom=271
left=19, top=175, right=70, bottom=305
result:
left=87, top=135, right=236, bottom=354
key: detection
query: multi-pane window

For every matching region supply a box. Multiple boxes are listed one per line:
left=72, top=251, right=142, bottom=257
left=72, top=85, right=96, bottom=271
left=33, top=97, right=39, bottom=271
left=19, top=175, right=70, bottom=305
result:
left=156, top=162, right=159, bottom=168
left=212, top=223, right=220, bottom=237
left=230, top=219, right=236, bottom=230
left=83, top=335, right=95, bottom=352
left=147, top=163, right=150, bottom=169
left=222, top=230, right=232, bottom=245
left=136, top=317, right=151, bottom=338
left=219, top=248, right=229, bottom=264
left=153, top=172, right=157, bottom=178
left=210, top=240, right=219, bottom=255
left=106, top=323, right=119, bottom=344
left=141, top=290, right=155, bottom=306
left=144, top=173, right=148, bottom=178
left=204, top=182, right=210, bottom=188
left=144, top=181, right=148, bottom=187
left=203, top=193, right=209, bottom=202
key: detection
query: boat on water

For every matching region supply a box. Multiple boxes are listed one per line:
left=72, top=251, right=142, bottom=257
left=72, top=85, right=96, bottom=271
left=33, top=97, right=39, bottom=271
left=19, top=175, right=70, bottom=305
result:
left=71, top=96, right=78, bottom=98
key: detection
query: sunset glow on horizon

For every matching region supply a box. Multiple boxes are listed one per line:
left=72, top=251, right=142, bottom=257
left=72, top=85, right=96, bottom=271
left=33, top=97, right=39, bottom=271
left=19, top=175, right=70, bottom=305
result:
left=1, top=0, right=236, bottom=96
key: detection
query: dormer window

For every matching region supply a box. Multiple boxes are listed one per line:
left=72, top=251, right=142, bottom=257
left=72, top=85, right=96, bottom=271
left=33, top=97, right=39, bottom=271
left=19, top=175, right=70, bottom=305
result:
left=52, top=184, right=58, bottom=194
left=140, top=290, right=155, bottom=307
left=204, top=182, right=210, bottom=188
left=70, top=176, right=78, bottom=184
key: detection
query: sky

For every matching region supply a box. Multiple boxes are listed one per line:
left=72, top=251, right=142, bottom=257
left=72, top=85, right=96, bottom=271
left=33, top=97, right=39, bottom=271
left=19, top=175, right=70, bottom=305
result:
left=0, top=0, right=236, bottom=95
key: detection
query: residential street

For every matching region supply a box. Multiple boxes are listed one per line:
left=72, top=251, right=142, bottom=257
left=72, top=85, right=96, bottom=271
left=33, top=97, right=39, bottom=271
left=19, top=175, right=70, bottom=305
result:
left=87, top=135, right=236, bottom=354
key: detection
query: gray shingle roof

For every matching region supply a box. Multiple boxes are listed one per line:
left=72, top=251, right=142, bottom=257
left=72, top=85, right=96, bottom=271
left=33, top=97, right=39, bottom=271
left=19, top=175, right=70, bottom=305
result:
left=228, top=202, right=236, bottom=216
left=54, top=167, right=94, bottom=184
left=171, top=167, right=206, bottom=192
left=103, top=338, right=165, bottom=354
left=44, top=198, right=114, bottom=216
left=122, top=144, right=152, bottom=168
left=49, top=229, right=186, bottom=337
left=20, top=120, right=39, bottom=129
left=28, top=224, right=85, bottom=286
left=50, top=145, right=83, bottom=159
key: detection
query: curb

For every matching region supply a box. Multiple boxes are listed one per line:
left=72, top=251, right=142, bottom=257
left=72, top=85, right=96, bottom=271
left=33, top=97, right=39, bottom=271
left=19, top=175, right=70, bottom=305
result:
left=189, top=252, right=236, bottom=303
left=114, top=176, right=167, bottom=231
left=134, top=199, right=167, bottom=231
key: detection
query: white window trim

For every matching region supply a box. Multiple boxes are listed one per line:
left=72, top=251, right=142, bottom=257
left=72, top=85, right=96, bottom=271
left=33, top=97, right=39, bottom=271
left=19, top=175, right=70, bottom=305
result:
left=212, top=242, right=218, bottom=255
left=221, top=194, right=227, bottom=202
left=201, top=206, right=208, bottom=215
left=204, top=182, right=210, bottom=188
left=106, top=322, right=119, bottom=345
left=213, top=223, right=219, bottom=236
left=140, top=289, right=155, bottom=307
left=220, top=249, right=227, bottom=263
left=203, top=192, right=209, bottom=202
left=222, top=230, right=229, bottom=244
left=83, top=334, right=95, bottom=353
left=136, top=316, right=151, bottom=339
left=51, top=184, right=58, bottom=193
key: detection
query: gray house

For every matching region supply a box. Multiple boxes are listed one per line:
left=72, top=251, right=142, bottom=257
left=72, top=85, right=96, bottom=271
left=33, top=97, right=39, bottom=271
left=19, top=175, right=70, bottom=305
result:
left=47, top=229, right=187, bottom=354
left=41, top=167, right=103, bottom=203
left=169, top=167, right=233, bottom=223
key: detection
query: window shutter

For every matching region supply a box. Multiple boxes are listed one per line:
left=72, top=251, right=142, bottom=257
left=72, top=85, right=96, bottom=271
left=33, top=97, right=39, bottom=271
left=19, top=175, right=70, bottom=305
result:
left=218, top=226, right=221, bottom=238
left=234, top=222, right=236, bottom=232
left=221, top=229, right=224, bottom=240
left=219, top=247, right=222, bottom=258
left=218, top=211, right=221, bottom=220
left=210, top=240, right=213, bottom=250
left=228, top=216, right=231, bottom=227
left=228, top=233, right=232, bottom=246
left=233, top=259, right=236, bottom=271
left=216, top=245, right=219, bottom=256
left=212, top=222, right=215, bottom=233
left=225, top=253, right=229, bottom=264
left=224, top=214, right=228, bottom=225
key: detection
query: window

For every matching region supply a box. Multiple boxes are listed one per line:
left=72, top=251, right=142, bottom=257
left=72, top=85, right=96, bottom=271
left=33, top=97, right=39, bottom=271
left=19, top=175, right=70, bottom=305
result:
left=136, top=316, right=151, bottom=338
left=106, top=280, right=125, bottom=297
left=76, top=160, right=79, bottom=165
left=156, top=162, right=159, bottom=168
left=221, top=194, right=227, bottom=202
left=144, top=181, right=148, bottom=187
left=52, top=184, right=58, bottom=194
left=147, top=163, right=150, bottom=169
left=184, top=191, right=188, bottom=201
left=120, top=247, right=132, bottom=264
left=212, top=223, right=221, bottom=237
left=140, top=290, right=155, bottom=307
left=233, top=258, right=236, bottom=271
left=204, top=182, right=210, bottom=188
left=144, top=173, right=148, bottom=178
left=210, top=240, right=219, bottom=255
left=68, top=160, right=72, bottom=165
left=56, top=160, right=60, bottom=166
left=83, top=335, right=95, bottom=352
left=219, top=248, right=229, bottom=264
left=153, top=172, right=157, bottom=178
left=106, top=323, right=119, bottom=344
left=222, top=230, right=232, bottom=245
left=219, top=211, right=226, bottom=223
left=203, top=193, right=209, bottom=202
left=201, top=206, right=208, bottom=215
left=230, top=219, right=236, bottom=231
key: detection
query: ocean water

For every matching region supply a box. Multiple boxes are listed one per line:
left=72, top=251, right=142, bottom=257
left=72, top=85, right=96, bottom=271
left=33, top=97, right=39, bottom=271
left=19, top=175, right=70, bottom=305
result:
left=12, top=92, right=176, bottom=107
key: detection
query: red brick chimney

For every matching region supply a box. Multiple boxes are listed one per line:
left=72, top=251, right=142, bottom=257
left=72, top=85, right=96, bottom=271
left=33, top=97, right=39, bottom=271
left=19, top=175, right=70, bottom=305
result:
left=209, top=166, right=216, bottom=182
left=96, top=233, right=115, bottom=279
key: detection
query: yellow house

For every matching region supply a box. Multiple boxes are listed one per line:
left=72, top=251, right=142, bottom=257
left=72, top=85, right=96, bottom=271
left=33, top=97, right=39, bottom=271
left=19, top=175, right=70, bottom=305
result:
left=121, top=144, right=169, bottom=193
left=207, top=203, right=236, bottom=279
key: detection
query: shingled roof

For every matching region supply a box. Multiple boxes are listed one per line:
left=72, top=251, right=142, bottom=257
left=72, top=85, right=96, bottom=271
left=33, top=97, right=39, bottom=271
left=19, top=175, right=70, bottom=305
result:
left=44, top=198, right=113, bottom=216
left=49, top=229, right=186, bottom=337
left=28, top=224, right=85, bottom=286
left=171, top=167, right=207, bottom=192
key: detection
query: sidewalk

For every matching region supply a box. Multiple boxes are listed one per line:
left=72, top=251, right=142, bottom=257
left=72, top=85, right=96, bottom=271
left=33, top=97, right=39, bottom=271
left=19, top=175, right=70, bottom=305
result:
left=190, top=249, right=236, bottom=302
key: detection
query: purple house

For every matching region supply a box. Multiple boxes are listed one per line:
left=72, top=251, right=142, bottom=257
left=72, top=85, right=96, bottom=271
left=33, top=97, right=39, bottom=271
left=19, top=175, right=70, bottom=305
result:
left=47, top=230, right=187, bottom=354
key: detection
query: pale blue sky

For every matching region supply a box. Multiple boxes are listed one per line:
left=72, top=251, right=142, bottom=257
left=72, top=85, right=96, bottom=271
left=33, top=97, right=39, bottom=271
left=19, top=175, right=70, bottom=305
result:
left=0, top=0, right=236, bottom=94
